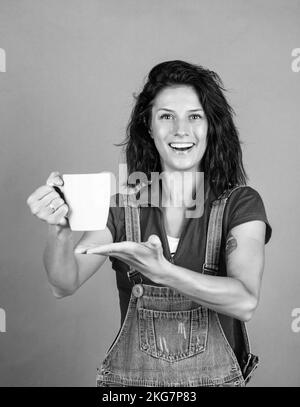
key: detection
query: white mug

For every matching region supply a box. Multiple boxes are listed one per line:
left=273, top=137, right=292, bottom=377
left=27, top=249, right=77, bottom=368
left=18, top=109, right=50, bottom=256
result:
left=60, top=172, right=111, bottom=231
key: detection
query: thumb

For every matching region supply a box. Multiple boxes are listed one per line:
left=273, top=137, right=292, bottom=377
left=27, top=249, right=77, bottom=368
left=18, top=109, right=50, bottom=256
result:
left=58, top=217, right=69, bottom=227
left=148, top=234, right=162, bottom=248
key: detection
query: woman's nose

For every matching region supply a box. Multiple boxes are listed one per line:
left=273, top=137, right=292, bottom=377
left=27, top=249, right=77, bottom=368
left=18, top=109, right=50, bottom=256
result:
left=174, top=119, right=190, bottom=136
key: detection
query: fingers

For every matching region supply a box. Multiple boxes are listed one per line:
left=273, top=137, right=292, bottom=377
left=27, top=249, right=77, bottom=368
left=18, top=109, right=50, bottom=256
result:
left=46, top=171, right=65, bottom=201
left=86, top=244, right=115, bottom=254
left=74, top=243, right=101, bottom=254
left=26, top=171, right=69, bottom=227
left=85, top=241, right=148, bottom=257
left=85, top=242, right=132, bottom=255
left=28, top=190, right=64, bottom=215
left=46, top=171, right=64, bottom=187
left=26, top=185, right=54, bottom=204
left=74, top=246, right=88, bottom=254
left=42, top=193, right=64, bottom=208
left=58, top=216, right=69, bottom=227
left=41, top=196, right=67, bottom=218
left=26, top=171, right=63, bottom=205
left=46, top=204, right=69, bottom=225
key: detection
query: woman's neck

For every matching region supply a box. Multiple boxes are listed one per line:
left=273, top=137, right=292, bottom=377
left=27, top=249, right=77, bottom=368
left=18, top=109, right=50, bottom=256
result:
left=161, top=170, right=204, bottom=209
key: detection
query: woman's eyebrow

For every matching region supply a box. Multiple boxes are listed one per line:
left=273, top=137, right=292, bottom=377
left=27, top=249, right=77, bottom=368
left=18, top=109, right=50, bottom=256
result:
left=157, top=108, right=204, bottom=112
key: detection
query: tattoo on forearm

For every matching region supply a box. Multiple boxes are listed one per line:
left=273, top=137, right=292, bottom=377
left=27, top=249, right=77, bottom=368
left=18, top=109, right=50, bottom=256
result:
left=225, top=232, right=237, bottom=261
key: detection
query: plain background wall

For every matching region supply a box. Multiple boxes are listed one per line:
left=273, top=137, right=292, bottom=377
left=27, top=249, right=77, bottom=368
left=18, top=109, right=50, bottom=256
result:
left=0, top=0, right=299, bottom=386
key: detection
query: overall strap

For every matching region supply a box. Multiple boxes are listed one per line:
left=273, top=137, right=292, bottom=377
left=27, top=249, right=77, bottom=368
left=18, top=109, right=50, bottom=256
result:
left=202, top=184, right=253, bottom=362
left=122, top=188, right=144, bottom=286
left=202, top=185, right=247, bottom=275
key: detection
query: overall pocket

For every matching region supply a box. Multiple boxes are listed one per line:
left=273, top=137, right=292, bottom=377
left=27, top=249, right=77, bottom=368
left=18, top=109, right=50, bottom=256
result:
left=137, top=306, right=208, bottom=363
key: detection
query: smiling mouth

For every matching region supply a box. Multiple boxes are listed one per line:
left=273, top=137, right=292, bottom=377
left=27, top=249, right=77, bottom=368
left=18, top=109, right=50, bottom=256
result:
left=168, top=142, right=195, bottom=152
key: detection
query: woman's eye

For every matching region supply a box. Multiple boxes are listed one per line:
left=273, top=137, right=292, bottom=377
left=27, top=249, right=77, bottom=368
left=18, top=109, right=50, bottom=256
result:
left=159, top=113, right=202, bottom=120
left=160, top=114, right=173, bottom=120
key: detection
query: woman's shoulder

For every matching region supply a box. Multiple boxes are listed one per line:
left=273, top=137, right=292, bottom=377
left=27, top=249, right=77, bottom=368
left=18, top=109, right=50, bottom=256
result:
left=227, top=185, right=270, bottom=209
left=218, top=184, right=261, bottom=200
left=223, top=185, right=272, bottom=244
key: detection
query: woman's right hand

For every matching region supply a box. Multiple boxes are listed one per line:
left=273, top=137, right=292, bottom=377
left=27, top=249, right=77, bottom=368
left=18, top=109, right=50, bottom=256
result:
left=26, top=171, right=70, bottom=229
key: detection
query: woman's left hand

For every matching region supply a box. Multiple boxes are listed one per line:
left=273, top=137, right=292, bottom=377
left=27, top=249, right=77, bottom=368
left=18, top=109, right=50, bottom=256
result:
left=82, top=234, right=169, bottom=284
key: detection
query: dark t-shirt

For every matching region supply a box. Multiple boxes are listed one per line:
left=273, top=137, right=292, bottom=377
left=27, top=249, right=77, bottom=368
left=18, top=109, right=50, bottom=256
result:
left=105, top=183, right=272, bottom=365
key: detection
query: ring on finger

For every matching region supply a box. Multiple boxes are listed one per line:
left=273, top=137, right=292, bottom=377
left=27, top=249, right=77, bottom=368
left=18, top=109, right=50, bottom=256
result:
left=49, top=203, right=56, bottom=213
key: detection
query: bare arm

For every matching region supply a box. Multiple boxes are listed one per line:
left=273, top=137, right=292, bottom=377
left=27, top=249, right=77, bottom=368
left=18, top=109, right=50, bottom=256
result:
left=27, top=171, right=114, bottom=298
left=157, top=220, right=266, bottom=322
left=43, top=226, right=113, bottom=298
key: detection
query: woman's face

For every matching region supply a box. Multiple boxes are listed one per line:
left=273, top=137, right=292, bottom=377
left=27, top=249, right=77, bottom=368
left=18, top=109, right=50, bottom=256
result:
left=150, top=85, right=208, bottom=173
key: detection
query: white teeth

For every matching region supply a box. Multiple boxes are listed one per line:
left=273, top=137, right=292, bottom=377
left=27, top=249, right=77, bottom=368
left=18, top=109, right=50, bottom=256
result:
left=169, top=143, right=194, bottom=148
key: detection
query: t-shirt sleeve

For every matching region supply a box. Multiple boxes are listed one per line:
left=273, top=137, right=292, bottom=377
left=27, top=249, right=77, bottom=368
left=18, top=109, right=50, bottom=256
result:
left=105, top=193, right=124, bottom=243
left=105, top=193, right=120, bottom=243
left=224, top=186, right=272, bottom=244
left=106, top=206, right=116, bottom=242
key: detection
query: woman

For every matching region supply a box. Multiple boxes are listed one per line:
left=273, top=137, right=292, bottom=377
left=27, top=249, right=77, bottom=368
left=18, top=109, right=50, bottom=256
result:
left=27, top=60, right=272, bottom=387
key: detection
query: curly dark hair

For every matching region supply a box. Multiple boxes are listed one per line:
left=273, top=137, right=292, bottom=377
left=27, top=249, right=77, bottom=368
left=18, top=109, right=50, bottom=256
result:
left=116, top=60, right=248, bottom=196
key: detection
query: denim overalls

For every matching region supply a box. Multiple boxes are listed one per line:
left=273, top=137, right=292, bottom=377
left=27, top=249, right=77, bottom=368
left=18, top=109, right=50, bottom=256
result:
left=96, top=185, right=259, bottom=387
